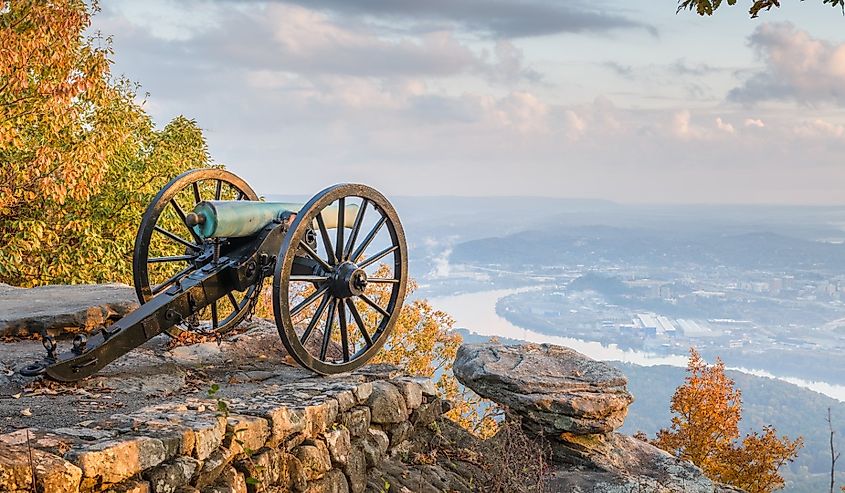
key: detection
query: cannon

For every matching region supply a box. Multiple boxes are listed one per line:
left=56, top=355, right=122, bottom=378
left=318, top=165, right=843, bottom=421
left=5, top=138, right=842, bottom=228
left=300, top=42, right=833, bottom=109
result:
left=20, top=169, right=408, bottom=381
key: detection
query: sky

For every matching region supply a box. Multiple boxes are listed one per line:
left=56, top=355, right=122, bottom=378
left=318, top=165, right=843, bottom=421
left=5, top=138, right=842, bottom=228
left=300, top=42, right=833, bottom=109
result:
left=91, top=0, right=845, bottom=204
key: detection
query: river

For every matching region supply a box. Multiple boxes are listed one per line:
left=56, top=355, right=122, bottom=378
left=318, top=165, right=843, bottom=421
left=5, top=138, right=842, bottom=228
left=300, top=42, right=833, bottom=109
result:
left=430, top=287, right=845, bottom=402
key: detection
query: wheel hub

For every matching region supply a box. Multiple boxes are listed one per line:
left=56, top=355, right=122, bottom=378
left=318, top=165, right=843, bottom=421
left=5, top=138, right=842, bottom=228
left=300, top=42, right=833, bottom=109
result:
left=331, top=261, right=368, bottom=298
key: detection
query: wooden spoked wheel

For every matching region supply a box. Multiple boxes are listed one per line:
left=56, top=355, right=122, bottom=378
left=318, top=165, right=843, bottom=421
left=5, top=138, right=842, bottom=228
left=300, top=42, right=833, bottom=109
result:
left=132, top=168, right=262, bottom=335
left=273, top=184, right=408, bottom=374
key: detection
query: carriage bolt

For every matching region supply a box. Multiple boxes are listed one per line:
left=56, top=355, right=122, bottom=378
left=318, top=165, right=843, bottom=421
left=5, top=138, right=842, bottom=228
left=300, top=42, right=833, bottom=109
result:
left=165, top=309, right=181, bottom=322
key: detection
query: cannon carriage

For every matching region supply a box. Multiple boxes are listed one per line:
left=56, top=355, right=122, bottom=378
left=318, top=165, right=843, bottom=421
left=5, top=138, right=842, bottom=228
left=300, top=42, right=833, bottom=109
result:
left=21, top=169, right=408, bottom=381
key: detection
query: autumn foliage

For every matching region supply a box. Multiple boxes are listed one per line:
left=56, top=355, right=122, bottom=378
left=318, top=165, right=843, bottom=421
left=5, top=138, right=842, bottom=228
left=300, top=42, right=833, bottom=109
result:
left=0, top=0, right=210, bottom=286
left=650, top=348, right=803, bottom=493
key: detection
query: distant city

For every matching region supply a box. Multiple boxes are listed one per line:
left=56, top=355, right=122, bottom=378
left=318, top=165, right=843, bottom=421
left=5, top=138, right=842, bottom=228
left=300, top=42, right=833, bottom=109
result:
left=395, top=196, right=845, bottom=386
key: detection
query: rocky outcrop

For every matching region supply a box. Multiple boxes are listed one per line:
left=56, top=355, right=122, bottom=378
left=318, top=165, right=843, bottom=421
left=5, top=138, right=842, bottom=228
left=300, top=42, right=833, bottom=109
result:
left=454, top=343, right=743, bottom=493
left=0, top=283, right=137, bottom=337
left=453, top=343, right=632, bottom=436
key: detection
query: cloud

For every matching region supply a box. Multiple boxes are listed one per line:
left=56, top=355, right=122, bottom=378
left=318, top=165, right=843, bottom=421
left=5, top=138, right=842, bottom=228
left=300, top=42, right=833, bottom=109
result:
left=564, top=110, right=587, bottom=140
left=99, top=3, right=536, bottom=82
left=91, top=3, right=845, bottom=205
left=729, top=23, right=845, bottom=105
left=250, top=0, right=657, bottom=39
left=792, top=119, right=845, bottom=139
left=670, top=58, right=723, bottom=77
left=602, top=61, right=634, bottom=79
left=715, top=117, right=735, bottom=133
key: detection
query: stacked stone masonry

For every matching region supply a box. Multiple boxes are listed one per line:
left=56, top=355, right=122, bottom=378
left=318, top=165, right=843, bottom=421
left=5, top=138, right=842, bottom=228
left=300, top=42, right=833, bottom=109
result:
left=0, top=371, right=441, bottom=493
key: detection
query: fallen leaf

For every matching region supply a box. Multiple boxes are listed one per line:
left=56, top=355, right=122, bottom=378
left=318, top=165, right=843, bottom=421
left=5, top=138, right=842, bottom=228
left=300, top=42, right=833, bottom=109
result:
left=11, top=393, right=21, bottom=399
left=20, top=408, right=32, bottom=417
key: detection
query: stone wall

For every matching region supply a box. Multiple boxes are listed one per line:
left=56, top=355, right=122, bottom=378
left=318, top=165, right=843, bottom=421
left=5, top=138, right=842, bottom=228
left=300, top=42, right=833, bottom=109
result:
left=0, top=370, right=447, bottom=493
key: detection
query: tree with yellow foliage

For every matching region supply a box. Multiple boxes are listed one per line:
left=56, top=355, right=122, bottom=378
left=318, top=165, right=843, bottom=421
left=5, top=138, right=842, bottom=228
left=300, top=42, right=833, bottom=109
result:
left=0, top=0, right=211, bottom=287
left=651, top=348, right=803, bottom=493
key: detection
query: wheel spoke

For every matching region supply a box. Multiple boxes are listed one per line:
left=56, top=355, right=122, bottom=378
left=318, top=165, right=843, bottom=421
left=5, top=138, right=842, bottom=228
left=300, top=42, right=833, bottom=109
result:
left=315, top=214, right=336, bottom=266
left=346, top=299, right=373, bottom=347
left=192, top=182, right=201, bottom=204
left=351, top=216, right=386, bottom=263
left=299, top=241, right=332, bottom=272
left=214, top=180, right=222, bottom=200
left=211, top=302, right=219, bottom=330
left=336, top=197, right=345, bottom=262
left=148, top=255, right=195, bottom=263
left=320, top=299, right=337, bottom=361
left=300, top=293, right=331, bottom=344
left=358, top=245, right=399, bottom=270
left=291, top=284, right=330, bottom=317
left=367, top=278, right=399, bottom=284
left=338, top=301, right=350, bottom=362
left=344, top=199, right=368, bottom=261
left=170, top=199, right=203, bottom=244
left=151, top=265, right=194, bottom=295
left=154, top=226, right=201, bottom=251
left=289, top=275, right=330, bottom=282
left=359, top=293, right=390, bottom=319
left=227, top=292, right=240, bottom=312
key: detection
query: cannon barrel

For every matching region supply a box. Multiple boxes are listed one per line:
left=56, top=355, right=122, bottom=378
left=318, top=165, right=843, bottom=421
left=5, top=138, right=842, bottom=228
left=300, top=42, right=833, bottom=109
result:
left=189, top=200, right=360, bottom=239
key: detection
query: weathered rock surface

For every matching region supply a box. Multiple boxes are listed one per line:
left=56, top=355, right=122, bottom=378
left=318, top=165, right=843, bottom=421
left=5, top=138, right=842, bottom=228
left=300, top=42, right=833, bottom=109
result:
left=453, top=343, right=743, bottom=493
left=547, top=433, right=745, bottom=492
left=454, top=343, right=633, bottom=435
left=0, top=283, right=138, bottom=337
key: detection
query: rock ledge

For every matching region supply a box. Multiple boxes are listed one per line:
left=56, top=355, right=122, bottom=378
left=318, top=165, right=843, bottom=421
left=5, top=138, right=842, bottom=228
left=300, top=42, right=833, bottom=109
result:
left=454, top=343, right=743, bottom=493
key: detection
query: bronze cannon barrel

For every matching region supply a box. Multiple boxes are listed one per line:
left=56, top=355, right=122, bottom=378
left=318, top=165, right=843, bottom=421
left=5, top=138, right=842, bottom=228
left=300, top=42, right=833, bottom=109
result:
left=188, top=200, right=359, bottom=239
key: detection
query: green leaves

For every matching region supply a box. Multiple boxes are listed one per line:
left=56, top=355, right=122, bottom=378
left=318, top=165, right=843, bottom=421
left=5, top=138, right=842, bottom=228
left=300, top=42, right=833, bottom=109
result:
left=207, top=383, right=220, bottom=396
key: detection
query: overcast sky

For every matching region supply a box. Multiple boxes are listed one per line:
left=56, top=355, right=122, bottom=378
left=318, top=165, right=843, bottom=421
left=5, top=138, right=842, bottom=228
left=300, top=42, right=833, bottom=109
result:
left=92, top=1, right=845, bottom=204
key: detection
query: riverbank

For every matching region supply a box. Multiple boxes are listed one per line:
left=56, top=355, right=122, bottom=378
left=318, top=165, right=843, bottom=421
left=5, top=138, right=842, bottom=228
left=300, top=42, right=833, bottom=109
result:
left=430, top=287, right=845, bottom=402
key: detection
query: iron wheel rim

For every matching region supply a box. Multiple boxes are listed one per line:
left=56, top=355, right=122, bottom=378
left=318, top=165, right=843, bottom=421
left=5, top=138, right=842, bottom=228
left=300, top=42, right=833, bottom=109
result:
left=132, top=168, right=261, bottom=334
left=273, top=183, right=408, bottom=374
